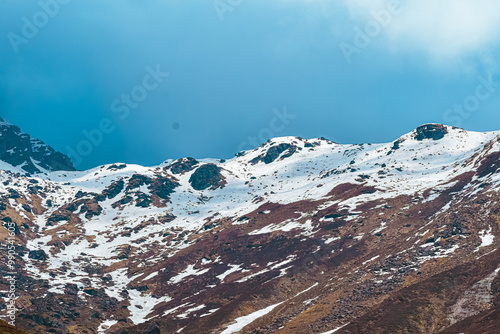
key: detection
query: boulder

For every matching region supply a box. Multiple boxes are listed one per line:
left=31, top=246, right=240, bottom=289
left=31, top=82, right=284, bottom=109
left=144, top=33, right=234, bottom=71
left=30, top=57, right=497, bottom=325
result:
left=28, top=250, right=47, bottom=261
left=189, top=164, right=224, bottom=191
left=414, top=124, right=448, bottom=141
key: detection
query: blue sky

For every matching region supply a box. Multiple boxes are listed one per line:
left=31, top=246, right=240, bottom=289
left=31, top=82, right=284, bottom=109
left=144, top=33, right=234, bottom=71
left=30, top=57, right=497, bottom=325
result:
left=1, top=0, right=500, bottom=169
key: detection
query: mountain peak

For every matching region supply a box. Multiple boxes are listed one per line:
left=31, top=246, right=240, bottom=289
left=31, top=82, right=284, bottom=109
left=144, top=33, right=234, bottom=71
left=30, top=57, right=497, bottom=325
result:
left=414, top=123, right=450, bottom=141
left=0, top=117, right=75, bottom=174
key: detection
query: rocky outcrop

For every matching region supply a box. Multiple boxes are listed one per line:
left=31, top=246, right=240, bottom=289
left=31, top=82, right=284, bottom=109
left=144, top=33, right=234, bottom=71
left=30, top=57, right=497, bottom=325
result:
left=414, top=124, right=448, bottom=141
left=168, top=157, right=199, bottom=174
left=189, top=164, right=225, bottom=190
left=251, top=143, right=298, bottom=164
left=126, top=174, right=152, bottom=191
left=0, top=117, right=75, bottom=174
left=28, top=250, right=47, bottom=261
left=96, top=179, right=125, bottom=201
left=149, top=176, right=179, bottom=200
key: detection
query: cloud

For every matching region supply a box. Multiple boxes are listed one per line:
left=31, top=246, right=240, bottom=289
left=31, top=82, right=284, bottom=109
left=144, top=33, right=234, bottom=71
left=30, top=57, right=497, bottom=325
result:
left=339, top=0, right=500, bottom=70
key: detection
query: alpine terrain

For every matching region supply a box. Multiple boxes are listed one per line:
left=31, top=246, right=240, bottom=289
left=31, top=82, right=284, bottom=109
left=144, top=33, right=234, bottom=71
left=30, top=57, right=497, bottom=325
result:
left=1, top=119, right=500, bottom=334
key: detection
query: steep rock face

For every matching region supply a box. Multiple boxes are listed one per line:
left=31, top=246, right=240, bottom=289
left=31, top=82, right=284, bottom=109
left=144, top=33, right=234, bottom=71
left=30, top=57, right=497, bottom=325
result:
left=0, top=118, right=75, bottom=174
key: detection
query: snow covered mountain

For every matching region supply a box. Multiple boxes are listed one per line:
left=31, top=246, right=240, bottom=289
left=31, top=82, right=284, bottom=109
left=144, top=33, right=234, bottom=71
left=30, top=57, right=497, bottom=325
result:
left=0, top=118, right=75, bottom=174
left=2, top=123, right=500, bottom=334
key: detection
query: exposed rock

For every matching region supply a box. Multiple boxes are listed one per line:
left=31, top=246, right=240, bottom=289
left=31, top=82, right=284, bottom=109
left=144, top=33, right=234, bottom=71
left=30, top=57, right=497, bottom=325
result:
left=107, top=164, right=127, bottom=170
left=149, top=176, right=179, bottom=200
left=47, top=214, right=69, bottom=225
left=0, top=117, right=75, bottom=173
left=144, top=322, right=161, bottom=334
left=126, top=174, right=152, bottom=191
left=414, top=124, right=448, bottom=141
left=112, top=195, right=133, bottom=208
left=476, top=152, right=500, bottom=178
left=133, top=285, right=149, bottom=292
left=64, top=284, right=79, bottom=295
left=28, top=250, right=47, bottom=261
left=168, top=157, right=199, bottom=174
left=83, top=288, right=97, bottom=296
left=79, top=199, right=103, bottom=219
left=96, top=179, right=125, bottom=201
left=189, top=164, right=224, bottom=190
left=8, top=189, right=20, bottom=199
left=251, top=143, right=298, bottom=164
left=117, top=245, right=132, bottom=260
left=135, top=192, right=152, bottom=208
left=74, top=190, right=87, bottom=199
left=387, top=138, right=404, bottom=155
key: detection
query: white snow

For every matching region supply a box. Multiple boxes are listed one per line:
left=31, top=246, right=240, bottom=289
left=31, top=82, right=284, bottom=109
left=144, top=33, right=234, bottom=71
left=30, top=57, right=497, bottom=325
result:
left=362, top=255, right=380, bottom=265
left=97, top=319, right=118, bottom=333
left=5, top=125, right=500, bottom=332
left=220, top=301, right=283, bottom=334
left=475, top=226, right=495, bottom=252
left=169, top=264, right=210, bottom=284
left=142, top=272, right=159, bottom=281
left=176, top=304, right=205, bottom=319
left=200, top=308, right=220, bottom=317
left=319, top=324, right=349, bottom=333
left=127, top=290, right=172, bottom=324
left=324, top=237, right=340, bottom=244
left=217, top=265, right=244, bottom=282
left=249, top=218, right=315, bottom=236
left=371, top=222, right=387, bottom=235
left=292, top=282, right=318, bottom=298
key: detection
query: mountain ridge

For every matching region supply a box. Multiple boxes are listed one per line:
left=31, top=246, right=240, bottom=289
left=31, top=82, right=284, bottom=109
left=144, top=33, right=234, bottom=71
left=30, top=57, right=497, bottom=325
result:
left=0, top=119, right=485, bottom=176
left=1, top=122, right=500, bottom=333
left=0, top=117, right=75, bottom=174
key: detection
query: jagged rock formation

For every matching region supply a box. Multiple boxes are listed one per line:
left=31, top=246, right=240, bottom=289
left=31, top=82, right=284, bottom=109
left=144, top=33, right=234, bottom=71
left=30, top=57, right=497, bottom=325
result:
left=0, top=118, right=75, bottom=174
left=1, top=124, right=500, bottom=334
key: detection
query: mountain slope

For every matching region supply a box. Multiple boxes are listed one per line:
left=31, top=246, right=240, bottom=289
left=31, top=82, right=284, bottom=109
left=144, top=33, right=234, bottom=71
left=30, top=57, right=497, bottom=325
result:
left=0, top=117, right=75, bottom=174
left=0, top=320, right=31, bottom=334
left=1, top=124, right=500, bottom=334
